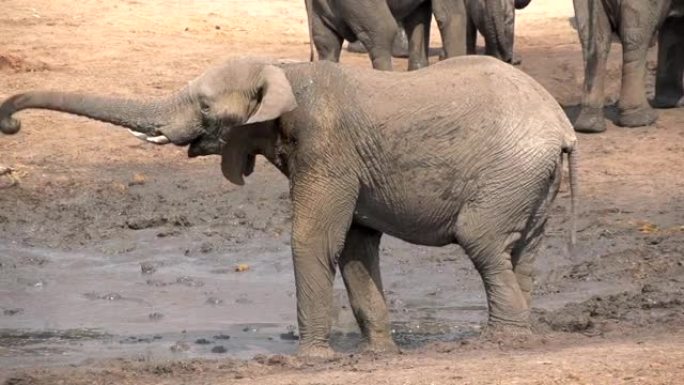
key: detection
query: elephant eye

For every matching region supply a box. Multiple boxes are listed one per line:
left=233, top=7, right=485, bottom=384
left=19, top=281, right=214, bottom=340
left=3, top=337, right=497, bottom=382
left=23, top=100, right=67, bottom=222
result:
left=199, top=100, right=211, bottom=114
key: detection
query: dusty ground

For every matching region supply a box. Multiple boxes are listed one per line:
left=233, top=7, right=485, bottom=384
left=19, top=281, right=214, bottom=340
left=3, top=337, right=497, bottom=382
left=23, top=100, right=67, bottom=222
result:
left=1, top=0, right=683, bottom=384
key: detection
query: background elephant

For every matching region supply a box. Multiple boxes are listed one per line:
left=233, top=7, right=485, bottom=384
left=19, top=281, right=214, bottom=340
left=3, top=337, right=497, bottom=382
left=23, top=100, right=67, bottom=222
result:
left=0, top=56, right=578, bottom=357
left=305, top=0, right=467, bottom=70
left=345, top=0, right=532, bottom=64
left=573, top=0, right=684, bottom=133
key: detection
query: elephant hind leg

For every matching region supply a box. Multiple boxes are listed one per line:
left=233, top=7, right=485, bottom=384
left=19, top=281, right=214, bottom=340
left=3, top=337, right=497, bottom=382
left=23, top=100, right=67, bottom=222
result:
left=339, top=225, right=397, bottom=353
left=455, top=211, right=530, bottom=331
left=652, top=17, right=684, bottom=108
left=511, top=157, right=563, bottom=307
left=311, top=13, right=343, bottom=62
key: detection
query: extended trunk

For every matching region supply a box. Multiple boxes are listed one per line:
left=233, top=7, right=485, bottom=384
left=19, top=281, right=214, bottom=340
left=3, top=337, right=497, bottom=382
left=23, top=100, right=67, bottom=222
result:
left=0, top=91, right=186, bottom=136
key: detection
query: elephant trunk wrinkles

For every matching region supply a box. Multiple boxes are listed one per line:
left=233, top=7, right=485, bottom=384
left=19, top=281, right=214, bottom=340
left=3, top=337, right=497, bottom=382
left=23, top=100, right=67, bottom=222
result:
left=484, top=0, right=513, bottom=62
left=0, top=91, right=188, bottom=135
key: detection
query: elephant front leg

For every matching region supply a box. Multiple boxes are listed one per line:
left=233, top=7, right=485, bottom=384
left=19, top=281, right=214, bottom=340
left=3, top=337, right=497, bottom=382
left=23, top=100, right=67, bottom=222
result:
left=290, top=176, right=358, bottom=357
left=573, top=0, right=612, bottom=133
left=339, top=225, right=397, bottom=353
left=652, top=17, right=684, bottom=108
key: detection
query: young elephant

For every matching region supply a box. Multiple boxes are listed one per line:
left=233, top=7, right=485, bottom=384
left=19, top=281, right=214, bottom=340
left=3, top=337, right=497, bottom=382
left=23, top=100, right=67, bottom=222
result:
left=573, top=0, right=684, bottom=133
left=0, top=56, right=578, bottom=357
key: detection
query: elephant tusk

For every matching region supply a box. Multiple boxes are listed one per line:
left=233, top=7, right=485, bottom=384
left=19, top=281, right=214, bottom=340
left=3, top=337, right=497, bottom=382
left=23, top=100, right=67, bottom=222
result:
left=146, top=135, right=170, bottom=144
left=127, top=129, right=170, bottom=145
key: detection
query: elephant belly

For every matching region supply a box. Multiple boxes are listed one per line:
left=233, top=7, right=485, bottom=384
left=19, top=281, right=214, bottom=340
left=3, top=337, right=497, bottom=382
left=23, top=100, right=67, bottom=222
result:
left=352, top=197, right=458, bottom=247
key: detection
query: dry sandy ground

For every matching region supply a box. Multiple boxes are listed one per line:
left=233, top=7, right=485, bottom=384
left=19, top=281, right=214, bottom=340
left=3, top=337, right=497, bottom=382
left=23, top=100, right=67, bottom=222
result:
left=1, top=0, right=683, bottom=384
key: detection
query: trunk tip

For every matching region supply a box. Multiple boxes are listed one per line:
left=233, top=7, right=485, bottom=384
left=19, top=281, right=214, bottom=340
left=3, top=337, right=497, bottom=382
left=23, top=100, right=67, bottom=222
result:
left=0, top=117, right=21, bottom=135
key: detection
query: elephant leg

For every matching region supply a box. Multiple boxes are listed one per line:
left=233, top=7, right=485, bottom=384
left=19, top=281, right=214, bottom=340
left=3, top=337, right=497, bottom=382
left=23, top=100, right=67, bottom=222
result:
left=511, top=158, right=562, bottom=307
left=652, top=16, right=684, bottom=108
left=456, top=218, right=529, bottom=331
left=572, top=0, right=612, bottom=133
left=311, top=13, right=343, bottom=62
left=466, top=16, right=477, bottom=54
left=344, top=3, right=397, bottom=71
left=504, top=0, right=521, bottom=65
left=290, top=176, right=358, bottom=357
left=432, top=0, right=468, bottom=58
left=615, top=3, right=661, bottom=127
left=403, top=2, right=431, bottom=71
left=339, top=225, right=397, bottom=353
left=391, top=23, right=410, bottom=58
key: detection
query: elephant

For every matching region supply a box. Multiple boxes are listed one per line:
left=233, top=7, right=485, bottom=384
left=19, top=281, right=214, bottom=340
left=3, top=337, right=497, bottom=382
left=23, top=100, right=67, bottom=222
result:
left=573, top=0, right=684, bottom=133
left=304, top=0, right=467, bottom=70
left=344, top=0, right=533, bottom=65
left=0, top=56, right=578, bottom=356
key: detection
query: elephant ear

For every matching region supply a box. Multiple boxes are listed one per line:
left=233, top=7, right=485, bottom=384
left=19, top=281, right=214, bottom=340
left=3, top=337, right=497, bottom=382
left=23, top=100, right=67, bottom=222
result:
left=221, top=65, right=296, bottom=185
left=245, top=65, right=298, bottom=124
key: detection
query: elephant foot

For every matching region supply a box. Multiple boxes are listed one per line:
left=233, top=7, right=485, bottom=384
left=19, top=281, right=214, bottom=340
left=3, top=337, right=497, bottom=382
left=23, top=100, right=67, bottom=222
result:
left=510, top=54, right=522, bottom=66
left=480, top=321, right=532, bottom=342
left=360, top=337, right=400, bottom=354
left=617, top=105, right=658, bottom=127
left=296, top=343, right=336, bottom=359
left=573, top=106, right=606, bottom=133
left=651, top=93, right=684, bottom=109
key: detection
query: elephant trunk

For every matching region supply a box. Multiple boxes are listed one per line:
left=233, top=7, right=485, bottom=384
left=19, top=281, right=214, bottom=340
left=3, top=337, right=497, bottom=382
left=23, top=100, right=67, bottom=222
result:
left=514, top=0, right=531, bottom=10
left=483, top=0, right=513, bottom=63
left=0, top=91, right=189, bottom=139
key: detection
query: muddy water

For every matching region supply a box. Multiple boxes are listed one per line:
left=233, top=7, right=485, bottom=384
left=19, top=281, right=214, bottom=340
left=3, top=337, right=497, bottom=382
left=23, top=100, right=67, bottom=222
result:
left=1, top=209, right=647, bottom=369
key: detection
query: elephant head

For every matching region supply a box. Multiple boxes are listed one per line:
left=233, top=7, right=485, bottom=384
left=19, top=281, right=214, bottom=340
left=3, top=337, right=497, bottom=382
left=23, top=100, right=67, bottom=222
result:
left=0, top=58, right=298, bottom=185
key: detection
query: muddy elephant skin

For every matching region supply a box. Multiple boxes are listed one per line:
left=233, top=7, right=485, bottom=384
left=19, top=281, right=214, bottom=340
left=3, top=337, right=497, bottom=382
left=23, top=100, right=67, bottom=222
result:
left=1, top=56, right=578, bottom=357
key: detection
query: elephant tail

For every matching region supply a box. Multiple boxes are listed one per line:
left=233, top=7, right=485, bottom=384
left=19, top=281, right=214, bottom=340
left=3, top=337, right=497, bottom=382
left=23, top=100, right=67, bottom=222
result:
left=304, top=0, right=315, bottom=62
left=564, top=140, right=579, bottom=250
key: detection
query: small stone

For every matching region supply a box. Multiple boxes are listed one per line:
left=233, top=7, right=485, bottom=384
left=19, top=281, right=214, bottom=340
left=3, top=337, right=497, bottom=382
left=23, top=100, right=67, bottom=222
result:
left=170, top=341, right=190, bottom=352
left=206, top=297, right=223, bottom=305
left=3, top=308, right=23, bottom=316
left=195, top=338, right=211, bottom=345
left=211, top=345, right=227, bottom=353
left=215, top=25, right=221, bottom=30
left=234, top=264, right=250, bottom=272
left=214, top=334, right=231, bottom=340
left=140, top=262, right=157, bottom=275
left=149, top=312, right=164, bottom=321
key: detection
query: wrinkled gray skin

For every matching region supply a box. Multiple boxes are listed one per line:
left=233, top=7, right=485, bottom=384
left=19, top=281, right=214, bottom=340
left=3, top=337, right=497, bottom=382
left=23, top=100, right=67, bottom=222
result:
left=0, top=57, right=578, bottom=357
left=346, top=0, right=532, bottom=65
left=347, top=25, right=410, bottom=59
left=573, top=0, right=684, bottom=133
left=305, top=0, right=467, bottom=70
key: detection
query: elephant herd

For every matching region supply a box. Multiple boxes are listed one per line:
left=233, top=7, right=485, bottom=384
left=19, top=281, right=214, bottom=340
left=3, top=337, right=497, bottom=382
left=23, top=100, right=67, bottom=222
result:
left=306, top=0, right=684, bottom=133
left=0, top=0, right=680, bottom=358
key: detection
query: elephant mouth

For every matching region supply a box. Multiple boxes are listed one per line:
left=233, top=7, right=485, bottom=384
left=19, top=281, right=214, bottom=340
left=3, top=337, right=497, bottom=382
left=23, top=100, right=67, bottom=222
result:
left=187, top=134, right=222, bottom=158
